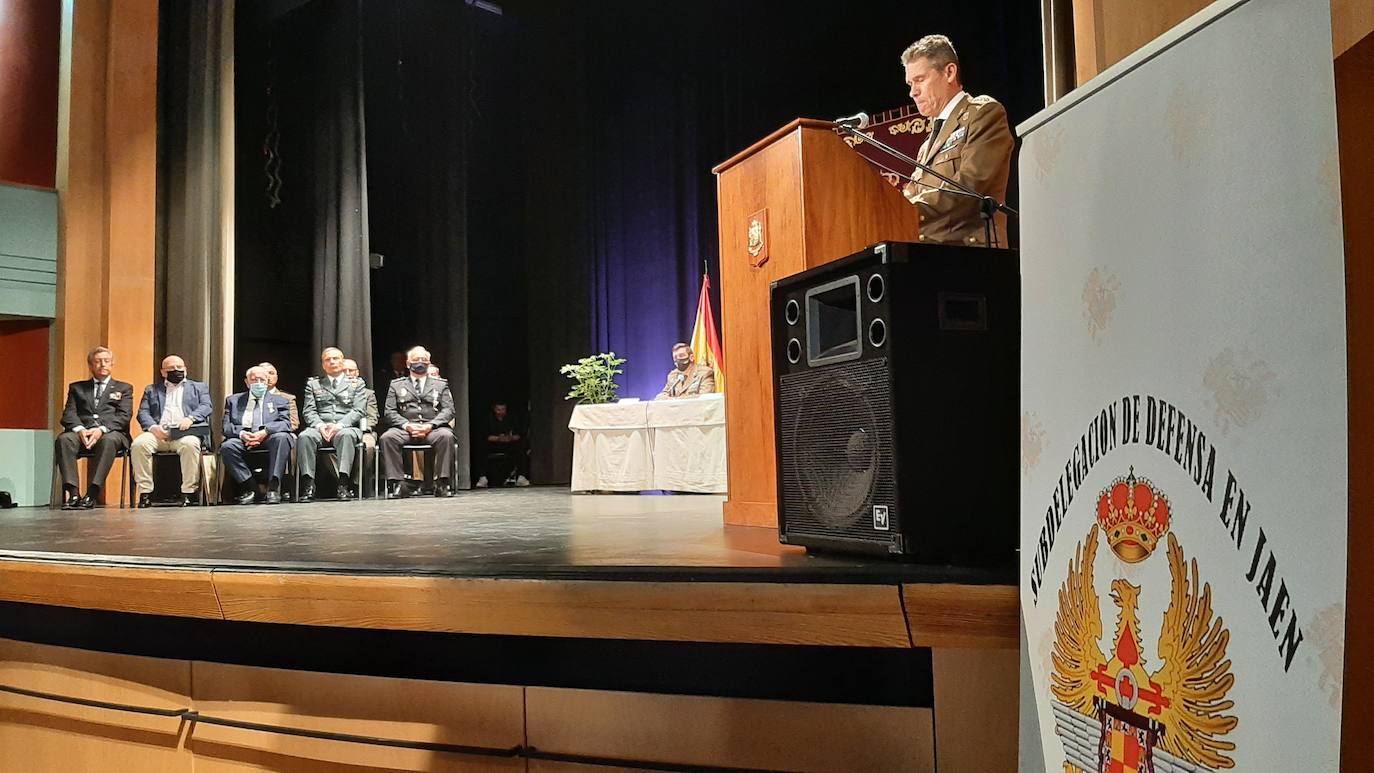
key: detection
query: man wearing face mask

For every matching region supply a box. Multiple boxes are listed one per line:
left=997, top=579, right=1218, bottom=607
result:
left=132, top=354, right=214, bottom=507
left=654, top=343, right=715, bottom=400
left=258, top=361, right=300, bottom=431
left=220, top=365, right=295, bottom=505
left=899, top=34, right=1014, bottom=247
left=381, top=345, right=457, bottom=498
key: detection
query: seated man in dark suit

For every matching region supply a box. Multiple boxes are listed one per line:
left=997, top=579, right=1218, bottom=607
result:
left=380, top=346, right=456, bottom=498
left=132, top=354, right=214, bottom=508
left=219, top=365, right=295, bottom=505
left=54, top=346, right=134, bottom=509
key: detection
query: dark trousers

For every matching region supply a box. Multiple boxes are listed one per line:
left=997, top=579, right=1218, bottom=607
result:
left=220, top=433, right=294, bottom=486
left=54, top=431, right=130, bottom=490
left=380, top=426, right=455, bottom=482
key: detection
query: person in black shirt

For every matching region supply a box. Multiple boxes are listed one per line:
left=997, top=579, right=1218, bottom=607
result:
left=476, top=401, right=529, bottom=488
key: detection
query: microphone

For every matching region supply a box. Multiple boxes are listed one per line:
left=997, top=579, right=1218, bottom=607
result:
left=833, top=111, right=870, bottom=130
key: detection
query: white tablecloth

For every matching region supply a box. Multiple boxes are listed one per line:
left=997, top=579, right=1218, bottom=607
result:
left=568, top=396, right=728, bottom=493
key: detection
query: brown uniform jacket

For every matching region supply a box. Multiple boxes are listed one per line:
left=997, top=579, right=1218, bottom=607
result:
left=903, top=94, right=1014, bottom=247
left=655, top=362, right=716, bottom=400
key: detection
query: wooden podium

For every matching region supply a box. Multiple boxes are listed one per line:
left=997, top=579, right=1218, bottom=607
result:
left=712, top=119, right=922, bottom=528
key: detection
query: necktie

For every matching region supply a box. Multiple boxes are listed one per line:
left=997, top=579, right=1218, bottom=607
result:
left=926, top=118, right=945, bottom=163
left=93, top=381, right=104, bottom=403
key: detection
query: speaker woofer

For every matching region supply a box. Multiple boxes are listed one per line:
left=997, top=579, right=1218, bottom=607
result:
left=785, top=298, right=801, bottom=325
left=866, top=273, right=885, bottom=303
left=868, top=318, right=887, bottom=348
left=786, top=338, right=802, bottom=364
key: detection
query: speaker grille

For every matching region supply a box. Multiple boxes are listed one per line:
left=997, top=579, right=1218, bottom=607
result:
left=778, top=358, right=897, bottom=543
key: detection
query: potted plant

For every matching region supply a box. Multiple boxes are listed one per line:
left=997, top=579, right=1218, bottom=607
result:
left=559, top=352, right=627, bottom=404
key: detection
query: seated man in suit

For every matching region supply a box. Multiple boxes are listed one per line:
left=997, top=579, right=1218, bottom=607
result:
left=380, top=346, right=456, bottom=498
left=342, top=358, right=379, bottom=433
left=899, top=34, right=1014, bottom=247
left=258, top=361, right=300, bottom=431
left=297, top=347, right=368, bottom=502
left=54, top=346, right=134, bottom=509
left=220, top=365, right=295, bottom=505
left=133, top=354, right=213, bottom=508
left=654, top=343, right=715, bottom=400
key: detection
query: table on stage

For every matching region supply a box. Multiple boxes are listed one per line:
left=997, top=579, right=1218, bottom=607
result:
left=568, top=396, right=727, bottom=493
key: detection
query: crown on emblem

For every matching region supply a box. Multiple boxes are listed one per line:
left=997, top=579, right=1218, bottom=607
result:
left=1096, top=467, right=1171, bottom=563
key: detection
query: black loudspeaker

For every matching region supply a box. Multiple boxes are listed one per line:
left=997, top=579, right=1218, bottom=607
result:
left=770, top=242, right=1019, bottom=564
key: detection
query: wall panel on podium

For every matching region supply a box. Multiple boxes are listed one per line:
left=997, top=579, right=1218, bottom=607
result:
left=713, top=119, right=920, bottom=528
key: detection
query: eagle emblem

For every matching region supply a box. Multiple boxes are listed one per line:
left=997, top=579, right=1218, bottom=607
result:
left=1052, top=469, right=1237, bottom=772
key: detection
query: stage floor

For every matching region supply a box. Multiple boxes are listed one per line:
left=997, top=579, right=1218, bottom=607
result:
left=0, top=487, right=1012, bottom=585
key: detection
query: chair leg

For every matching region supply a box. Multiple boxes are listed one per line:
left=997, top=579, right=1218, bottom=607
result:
left=119, top=454, right=128, bottom=508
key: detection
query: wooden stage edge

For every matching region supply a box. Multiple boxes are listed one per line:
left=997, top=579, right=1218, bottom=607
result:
left=0, top=556, right=1018, bottom=650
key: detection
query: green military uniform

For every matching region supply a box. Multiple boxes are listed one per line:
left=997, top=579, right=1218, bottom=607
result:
left=656, top=362, right=716, bottom=399
left=297, top=373, right=368, bottom=487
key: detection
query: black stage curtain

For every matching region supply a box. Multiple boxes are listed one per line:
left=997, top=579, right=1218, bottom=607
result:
left=156, top=0, right=235, bottom=416
left=304, top=0, right=373, bottom=376
left=496, top=1, right=1044, bottom=483
left=364, top=0, right=472, bottom=487
left=233, top=0, right=372, bottom=399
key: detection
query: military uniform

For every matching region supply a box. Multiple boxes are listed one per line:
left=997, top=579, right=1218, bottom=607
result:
left=270, top=387, right=301, bottom=431
left=380, top=375, right=457, bottom=488
left=902, top=93, right=1014, bottom=247
left=655, top=362, right=716, bottom=399
left=297, top=374, right=369, bottom=493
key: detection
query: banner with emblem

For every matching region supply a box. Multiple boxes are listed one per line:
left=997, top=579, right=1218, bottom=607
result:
left=1016, top=0, right=1347, bottom=770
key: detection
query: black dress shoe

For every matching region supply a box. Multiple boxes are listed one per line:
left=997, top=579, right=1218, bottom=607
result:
left=61, top=491, right=81, bottom=510
left=434, top=479, right=453, bottom=498
left=337, top=482, right=352, bottom=501
left=264, top=489, right=282, bottom=505
left=299, top=477, right=316, bottom=503
left=234, top=489, right=257, bottom=505
left=77, top=494, right=97, bottom=509
left=181, top=493, right=198, bottom=507
left=137, top=493, right=152, bottom=509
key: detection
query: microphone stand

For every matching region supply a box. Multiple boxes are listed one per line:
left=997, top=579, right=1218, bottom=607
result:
left=833, top=121, right=1018, bottom=249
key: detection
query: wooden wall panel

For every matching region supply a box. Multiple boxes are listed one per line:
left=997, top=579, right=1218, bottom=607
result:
left=0, top=318, right=51, bottom=429
left=526, top=686, right=935, bottom=773
left=1337, top=29, right=1373, bottom=773
left=189, top=662, right=524, bottom=772
left=932, top=647, right=1019, bottom=773
left=0, top=560, right=222, bottom=619
left=0, top=638, right=191, bottom=772
left=0, top=0, right=61, bottom=188
left=55, top=0, right=158, bottom=430
left=211, top=573, right=912, bottom=647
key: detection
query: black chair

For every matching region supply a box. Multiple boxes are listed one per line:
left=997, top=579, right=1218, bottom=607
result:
left=295, top=445, right=364, bottom=501
left=136, top=444, right=214, bottom=505
left=386, top=438, right=460, bottom=499
left=50, top=445, right=130, bottom=508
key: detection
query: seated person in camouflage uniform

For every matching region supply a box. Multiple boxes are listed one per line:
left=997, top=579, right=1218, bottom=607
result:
left=654, top=342, right=716, bottom=400
left=297, top=347, right=368, bottom=502
left=381, top=346, right=457, bottom=498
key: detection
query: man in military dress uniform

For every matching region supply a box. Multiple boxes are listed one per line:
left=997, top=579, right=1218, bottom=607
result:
left=381, top=346, right=457, bottom=497
left=899, top=34, right=1014, bottom=247
left=655, top=343, right=716, bottom=400
left=297, top=347, right=368, bottom=502
left=343, top=357, right=379, bottom=497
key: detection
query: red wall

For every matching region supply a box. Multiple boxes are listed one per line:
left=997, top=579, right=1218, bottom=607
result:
left=0, top=319, right=50, bottom=429
left=0, top=0, right=62, bottom=189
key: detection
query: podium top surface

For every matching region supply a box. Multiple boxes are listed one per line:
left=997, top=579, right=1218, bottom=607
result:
left=711, top=118, right=836, bottom=175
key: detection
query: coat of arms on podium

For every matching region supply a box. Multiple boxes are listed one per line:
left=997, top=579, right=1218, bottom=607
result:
left=747, top=208, right=768, bottom=268
left=1052, top=469, right=1238, bottom=772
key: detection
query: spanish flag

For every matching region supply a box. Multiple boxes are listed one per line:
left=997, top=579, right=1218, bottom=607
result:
left=689, top=273, right=725, bottom=392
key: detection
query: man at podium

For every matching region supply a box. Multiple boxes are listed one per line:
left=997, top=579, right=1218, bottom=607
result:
left=900, top=34, right=1014, bottom=247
